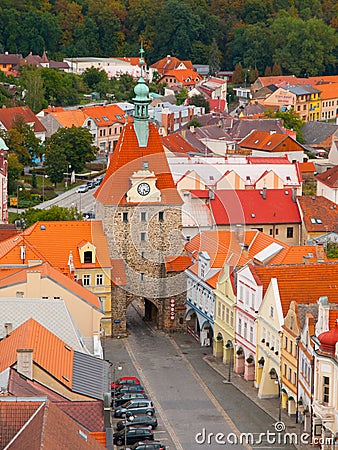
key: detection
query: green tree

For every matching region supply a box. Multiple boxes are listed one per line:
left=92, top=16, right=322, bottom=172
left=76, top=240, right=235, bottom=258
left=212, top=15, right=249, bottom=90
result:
left=82, top=67, right=109, bottom=91
left=263, top=109, right=305, bottom=142
left=7, top=153, right=23, bottom=195
left=208, top=38, right=221, bottom=76
left=45, top=126, right=97, bottom=178
left=187, top=118, right=202, bottom=128
left=175, top=88, right=189, bottom=106
left=1, top=116, right=41, bottom=165
left=20, top=205, right=82, bottom=228
left=21, top=67, right=47, bottom=113
left=188, top=94, right=210, bottom=113
left=232, top=63, right=244, bottom=85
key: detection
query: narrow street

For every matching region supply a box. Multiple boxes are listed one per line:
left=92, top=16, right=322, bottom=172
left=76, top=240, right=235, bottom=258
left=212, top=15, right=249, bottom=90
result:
left=104, top=304, right=296, bottom=450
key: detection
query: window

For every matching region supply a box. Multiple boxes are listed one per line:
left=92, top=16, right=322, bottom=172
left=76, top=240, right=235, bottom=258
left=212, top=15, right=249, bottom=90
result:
left=293, top=372, right=297, bottom=385
left=244, top=322, right=247, bottom=340
left=221, top=304, right=225, bottom=321
left=141, top=251, right=145, bottom=259
left=287, top=227, right=293, bottom=238
left=275, top=228, right=279, bottom=235
left=159, top=211, right=164, bottom=222
left=288, top=368, right=292, bottom=381
left=140, top=273, right=145, bottom=281
left=123, top=212, right=128, bottom=222
left=250, top=326, right=253, bottom=343
left=16, top=291, right=24, bottom=298
left=270, top=306, right=274, bottom=318
left=84, top=251, right=93, bottom=263
left=251, top=292, right=255, bottom=308
left=284, top=336, right=288, bottom=349
left=141, top=232, right=146, bottom=241
left=141, top=212, right=146, bottom=222
left=323, top=376, right=329, bottom=404
left=284, top=363, right=287, bottom=376
left=238, top=318, right=242, bottom=336
left=96, top=274, right=103, bottom=285
left=226, top=307, right=230, bottom=324
left=217, top=302, right=221, bottom=318
left=230, top=310, right=234, bottom=327
left=83, top=274, right=91, bottom=286
left=290, top=341, right=293, bottom=354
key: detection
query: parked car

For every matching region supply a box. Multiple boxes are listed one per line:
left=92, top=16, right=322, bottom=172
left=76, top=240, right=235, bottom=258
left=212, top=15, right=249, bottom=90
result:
left=115, top=385, right=145, bottom=395
left=127, top=442, right=166, bottom=450
left=114, top=400, right=155, bottom=418
left=116, top=415, right=158, bottom=431
left=111, top=376, right=141, bottom=390
left=83, top=211, right=95, bottom=220
left=114, top=393, right=148, bottom=407
left=77, top=185, right=88, bottom=193
left=86, top=180, right=95, bottom=189
left=113, top=427, right=154, bottom=446
left=94, top=177, right=103, bottom=186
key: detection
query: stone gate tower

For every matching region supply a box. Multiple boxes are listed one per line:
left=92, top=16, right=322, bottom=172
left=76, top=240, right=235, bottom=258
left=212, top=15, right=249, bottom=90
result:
left=95, top=49, right=186, bottom=337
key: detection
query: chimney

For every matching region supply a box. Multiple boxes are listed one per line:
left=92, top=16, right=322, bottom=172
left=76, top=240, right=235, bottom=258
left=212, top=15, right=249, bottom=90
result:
left=235, top=224, right=244, bottom=244
left=16, top=349, right=33, bottom=379
left=241, top=243, right=249, bottom=258
left=292, top=188, right=297, bottom=203
left=270, top=130, right=276, bottom=135
left=182, top=129, right=186, bottom=138
left=190, top=125, right=195, bottom=133
left=261, top=187, right=267, bottom=200
left=4, top=323, right=12, bottom=337
left=302, top=255, right=311, bottom=265
left=316, top=243, right=325, bottom=262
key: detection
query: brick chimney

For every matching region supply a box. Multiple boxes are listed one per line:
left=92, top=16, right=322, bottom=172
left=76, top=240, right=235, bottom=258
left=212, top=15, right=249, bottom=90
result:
left=316, top=243, right=325, bottom=262
left=16, top=349, right=33, bottom=379
left=302, top=255, right=311, bottom=265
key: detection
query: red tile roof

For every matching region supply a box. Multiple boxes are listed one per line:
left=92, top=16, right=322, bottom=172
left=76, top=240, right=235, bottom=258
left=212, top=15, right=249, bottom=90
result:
left=116, top=56, right=144, bottom=67
left=252, top=262, right=338, bottom=315
left=239, top=130, right=303, bottom=152
left=162, top=133, right=198, bottom=155
left=0, top=106, right=46, bottom=133
left=298, top=161, right=316, bottom=173
left=190, top=189, right=301, bottom=225
left=164, top=255, right=192, bottom=272
left=297, top=195, right=338, bottom=233
left=329, top=310, right=338, bottom=330
left=83, top=104, right=129, bottom=127
left=0, top=318, right=74, bottom=388
left=314, top=83, right=338, bottom=100
left=316, top=165, right=338, bottom=189
left=160, top=69, right=202, bottom=86
left=95, top=123, right=182, bottom=205
left=0, top=221, right=111, bottom=276
left=150, top=56, right=193, bottom=73
left=111, top=258, right=127, bottom=286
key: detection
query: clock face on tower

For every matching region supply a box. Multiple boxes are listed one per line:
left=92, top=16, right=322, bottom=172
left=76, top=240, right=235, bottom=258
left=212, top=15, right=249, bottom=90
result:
left=137, top=182, right=151, bottom=196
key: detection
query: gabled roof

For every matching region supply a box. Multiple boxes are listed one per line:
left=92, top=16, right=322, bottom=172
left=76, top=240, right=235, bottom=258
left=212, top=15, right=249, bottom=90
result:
left=116, top=56, right=144, bottom=67
left=239, top=129, right=302, bottom=152
left=95, top=123, right=182, bottom=205
left=0, top=54, right=23, bottom=64
left=229, top=118, right=287, bottom=140
left=0, top=221, right=111, bottom=274
left=316, top=165, right=338, bottom=189
left=162, top=133, right=198, bottom=156
left=283, top=84, right=320, bottom=96
left=0, top=399, right=105, bottom=449
left=164, top=255, right=192, bottom=272
left=301, top=122, right=338, bottom=145
left=298, top=161, right=316, bottom=173
left=297, top=195, right=338, bottom=233
left=190, top=189, right=301, bottom=225
left=0, top=106, right=46, bottom=133
left=0, top=262, right=101, bottom=311
left=150, top=56, right=193, bottom=72
left=314, top=83, right=338, bottom=100
left=251, top=262, right=338, bottom=315
left=82, top=104, right=128, bottom=127
left=160, top=69, right=202, bottom=86
left=0, top=318, right=74, bottom=388
left=46, top=109, right=87, bottom=128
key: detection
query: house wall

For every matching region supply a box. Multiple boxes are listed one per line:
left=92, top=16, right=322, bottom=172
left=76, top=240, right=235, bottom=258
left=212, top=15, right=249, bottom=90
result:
left=321, top=98, right=338, bottom=121
left=316, top=180, right=338, bottom=205
left=251, top=150, right=304, bottom=163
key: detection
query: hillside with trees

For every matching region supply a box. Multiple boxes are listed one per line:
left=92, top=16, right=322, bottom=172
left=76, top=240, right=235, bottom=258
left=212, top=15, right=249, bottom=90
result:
left=0, top=0, right=336, bottom=76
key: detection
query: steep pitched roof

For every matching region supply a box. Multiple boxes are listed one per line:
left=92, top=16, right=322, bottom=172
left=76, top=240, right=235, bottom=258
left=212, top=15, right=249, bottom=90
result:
left=316, top=165, right=338, bottom=189
left=150, top=56, right=193, bottom=72
left=0, top=318, right=74, bottom=388
left=95, top=123, right=182, bottom=205
left=298, top=195, right=338, bottom=233
left=239, top=130, right=302, bottom=152
left=0, top=399, right=105, bottom=449
left=0, top=106, right=45, bottom=133
left=190, top=189, right=301, bottom=225
left=0, top=221, right=111, bottom=274
left=314, top=83, right=338, bottom=100
left=162, top=133, right=198, bottom=156
left=160, top=69, right=202, bottom=86
left=46, top=109, right=87, bottom=128
left=82, top=104, right=128, bottom=127
left=164, top=255, right=192, bottom=272
left=252, top=262, right=338, bottom=315
left=229, top=118, right=287, bottom=140
left=301, top=122, right=338, bottom=145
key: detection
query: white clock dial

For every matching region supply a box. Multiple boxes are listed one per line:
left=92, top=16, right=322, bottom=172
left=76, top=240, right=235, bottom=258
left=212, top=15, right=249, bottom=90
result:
left=137, top=182, right=150, bottom=196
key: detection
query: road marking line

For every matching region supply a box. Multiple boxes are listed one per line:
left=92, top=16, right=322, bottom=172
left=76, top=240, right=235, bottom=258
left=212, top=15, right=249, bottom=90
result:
left=168, top=336, right=252, bottom=450
left=123, top=338, right=184, bottom=450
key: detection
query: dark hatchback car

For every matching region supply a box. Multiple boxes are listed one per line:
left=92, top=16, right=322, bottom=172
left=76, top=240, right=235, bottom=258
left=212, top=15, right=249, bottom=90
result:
left=113, top=427, right=154, bottom=446
left=116, top=415, right=158, bottom=431
left=114, top=400, right=155, bottom=418
left=114, top=393, right=148, bottom=407
left=127, top=442, right=166, bottom=450
left=115, top=385, right=145, bottom=395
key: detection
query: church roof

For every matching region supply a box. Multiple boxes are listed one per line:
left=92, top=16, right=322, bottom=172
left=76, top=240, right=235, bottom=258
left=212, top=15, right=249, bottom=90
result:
left=95, top=123, right=182, bottom=205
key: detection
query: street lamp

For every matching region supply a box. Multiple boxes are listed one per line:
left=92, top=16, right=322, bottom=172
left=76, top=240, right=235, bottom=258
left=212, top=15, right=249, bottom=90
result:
left=16, top=186, right=23, bottom=216
left=124, top=415, right=134, bottom=449
left=42, top=174, right=48, bottom=203
left=227, top=340, right=234, bottom=382
left=112, top=363, right=123, bottom=411
left=65, top=164, right=71, bottom=188
left=270, top=369, right=282, bottom=421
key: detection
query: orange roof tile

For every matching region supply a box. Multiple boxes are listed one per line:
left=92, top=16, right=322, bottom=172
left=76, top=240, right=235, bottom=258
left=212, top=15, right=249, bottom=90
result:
left=239, top=130, right=302, bottom=152
left=329, top=310, right=338, bottom=330
left=313, top=82, right=338, bottom=100
left=116, top=56, right=143, bottom=67
left=252, top=262, right=338, bottom=315
left=0, top=106, right=46, bottom=133
left=164, top=255, right=192, bottom=272
left=95, top=123, right=182, bottom=205
left=150, top=56, right=193, bottom=73
left=297, top=196, right=338, bottom=233
left=0, top=318, right=74, bottom=387
left=48, top=109, right=87, bottom=127
left=316, top=165, right=338, bottom=189
left=0, top=221, right=111, bottom=275
left=162, top=133, right=198, bottom=155
left=160, top=69, right=202, bottom=86
left=83, top=104, right=129, bottom=127
left=0, top=262, right=101, bottom=310
left=298, top=161, right=316, bottom=173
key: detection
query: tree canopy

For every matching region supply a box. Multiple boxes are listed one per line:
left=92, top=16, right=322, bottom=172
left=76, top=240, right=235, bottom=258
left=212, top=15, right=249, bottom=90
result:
left=20, top=205, right=82, bottom=228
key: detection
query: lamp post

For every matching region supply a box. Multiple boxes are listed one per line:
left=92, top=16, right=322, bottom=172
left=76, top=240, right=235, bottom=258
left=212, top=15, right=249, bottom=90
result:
left=16, top=186, right=23, bottom=216
left=65, top=164, right=71, bottom=188
left=42, top=174, right=48, bottom=203
left=124, top=415, right=134, bottom=449
left=270, top=369, right=282, bottom=421
left=112, top=363, right=123, bottom=411
left=227, top=340, right=234, bottom=382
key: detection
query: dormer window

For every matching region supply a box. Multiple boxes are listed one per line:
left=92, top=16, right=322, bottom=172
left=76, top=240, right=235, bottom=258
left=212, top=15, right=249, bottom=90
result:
left=84, top=251, right=93, bottom=263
